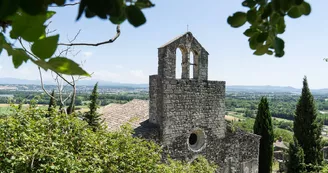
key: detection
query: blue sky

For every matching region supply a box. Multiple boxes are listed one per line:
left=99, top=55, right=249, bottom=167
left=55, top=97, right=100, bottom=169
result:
left=0, top=0, right=328, bottom=89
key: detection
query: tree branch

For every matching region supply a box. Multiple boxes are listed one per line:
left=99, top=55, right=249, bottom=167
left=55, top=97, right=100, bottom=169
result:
left=38, top=67, right=57, bottom=101
left=58, top=25, right=121, bottom=46
left=49, top=2, right=80, bottom=7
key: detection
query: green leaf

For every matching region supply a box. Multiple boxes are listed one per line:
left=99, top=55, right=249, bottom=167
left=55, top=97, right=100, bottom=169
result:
left=266, top=50, right=273, bottom=55
left=300, top=2, right=311, bottom=15
left=0, top=33, right=4, bottom=54
left=85, top=7, right=96, bottom=18
left=276, top=17, right=285, bottom=34
left=242, top=0, right=257, bottom=8
left=279, top=0, right=293, bottom=12
left=84, top=0, right=108, bottom=19
left=270, top=12, right=280, bottom=25
left=10, top=12, right=48, bottom=42
left=274, top=37, right=285, bottom=57
left=31, top=35, right=59, bottom=60
left=53, top=0, right=66, bottom=6
left=33, top=59, right=51, bottom=70
left=261, top=3, right=272, bottom=19
left=244, top=28, right=257, bottom=37
left=19, top=0, right=46, bottom=15
left=135, top=0, right=155, bottom=9
left=47, top=11, right=56, bottom=20
left=126, top=5, right=146, bottom=27
left=227, top=12, right=247, bottom=28
left=254, top=44, right=269, bottom=55
left=257, top=32, right=268, bottom=43
left=109, top=13, right=126, bottom=25
left=272, top=0, right=281, bottom=12
left=0, top=0, right=19, bottom=19
left=12, top=49, right=30, bottom=68
left=249, top=33, right=260, bottom=50
left=294, top=0, right=304, bottom=6
left=287, top=6, right=303, bottom=18
left=247, top=9, right=257, bottom=24
left=76, top=0, right=86, bottom=20
left=47, top=57, right=90, bottom=76
left=107, top=0, right=124, bottom=17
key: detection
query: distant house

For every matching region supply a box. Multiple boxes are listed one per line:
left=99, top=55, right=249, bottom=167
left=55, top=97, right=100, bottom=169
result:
left=273, top=137, right=288, bottom=173
left=274, top=137, right=289, bottom=151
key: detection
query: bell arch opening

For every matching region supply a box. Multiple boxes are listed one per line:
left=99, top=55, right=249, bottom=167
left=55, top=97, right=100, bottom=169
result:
left=190, top=50, right=199, bottom=79
left=190, top=51, right=194, bottom=79
left=175, top=47, right=183, bottom=79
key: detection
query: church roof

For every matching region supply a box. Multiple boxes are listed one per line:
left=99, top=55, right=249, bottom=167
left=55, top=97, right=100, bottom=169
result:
left=158, top=32, right=209, bottom=55
left=100, top=99, right=159, bottom=140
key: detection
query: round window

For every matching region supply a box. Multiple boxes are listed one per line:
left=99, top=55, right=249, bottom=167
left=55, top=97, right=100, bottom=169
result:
left=188, top=128, right=206, bottom=151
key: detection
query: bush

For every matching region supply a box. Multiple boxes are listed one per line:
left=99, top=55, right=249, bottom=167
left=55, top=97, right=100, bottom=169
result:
left=274, top=128, right=293, bottom=144
left=0, top=106, right=217, bottom=172
left=234, top=118, right=255, bottom=133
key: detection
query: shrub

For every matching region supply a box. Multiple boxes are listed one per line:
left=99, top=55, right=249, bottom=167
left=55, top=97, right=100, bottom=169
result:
left=274, top=128, right=293, bottom=144
left=0, top=106, right=216, bottom=172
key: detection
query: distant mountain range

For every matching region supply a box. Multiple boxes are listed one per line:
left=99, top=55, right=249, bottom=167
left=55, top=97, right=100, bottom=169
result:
left=0, top=78, right=148, bottom=88
left=1, top=78, right=328, bottom=93
left=227, top=85, right=328, bottom=94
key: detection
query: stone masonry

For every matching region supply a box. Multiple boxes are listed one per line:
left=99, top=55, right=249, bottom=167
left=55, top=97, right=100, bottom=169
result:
left=148, top=32, right=261, bottom=173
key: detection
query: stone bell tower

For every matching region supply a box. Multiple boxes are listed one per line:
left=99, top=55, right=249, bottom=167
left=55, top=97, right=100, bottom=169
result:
left=149, top=32, right=226, bottom=158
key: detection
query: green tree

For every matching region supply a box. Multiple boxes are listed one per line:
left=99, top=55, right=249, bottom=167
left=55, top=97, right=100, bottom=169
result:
left=294, top=76, right=323, bottom=167
left=287, top=138, right=306, bottom=173
left=0, top=106, right=217, bottom=172
left=253, top=97, right=274, bottom=173
left=228, top=0, right=311, bottom=57
left=0, top=0, right=154, bottom=76
left=82, top=82, right=102, bottom=131
left=244, top=109, right=253, bottom=118
left=48, top=90, right=56, bottom=112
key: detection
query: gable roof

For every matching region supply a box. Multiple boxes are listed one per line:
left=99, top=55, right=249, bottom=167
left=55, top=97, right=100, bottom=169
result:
left=158, top=32, right=209, bottom=54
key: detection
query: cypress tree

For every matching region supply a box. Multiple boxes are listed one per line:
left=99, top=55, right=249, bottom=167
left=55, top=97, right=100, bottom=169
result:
left=294, top=76, right=323, bottom=167
left=48, top=90, right=56, bottom=112
left=82, top=82, right=102, bottom=131
left=253, top=97, right=274, bottom=173
left=287, top=138, right=306, bottom=173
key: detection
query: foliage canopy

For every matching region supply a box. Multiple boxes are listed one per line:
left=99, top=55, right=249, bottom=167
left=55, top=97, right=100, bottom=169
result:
left=253, top=97, right=274, bottom=173
left=0, top=0, right=154, bottom=76
left=294, top=76, right=323, bottom=168
left=228, top=0, right=311, bottom=57
left=0, top=105, right=217, bottom=172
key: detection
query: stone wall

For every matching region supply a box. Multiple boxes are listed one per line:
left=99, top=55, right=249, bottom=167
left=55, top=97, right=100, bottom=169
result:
left=160, top=78, right=226, bottom=145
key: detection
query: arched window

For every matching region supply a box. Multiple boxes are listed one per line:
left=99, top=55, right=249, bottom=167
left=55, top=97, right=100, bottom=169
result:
left=190, top=51, right=194, bottom=79
left=176, top=47, right=183, bottom=79
left=190, top=50, right=199, bottom=79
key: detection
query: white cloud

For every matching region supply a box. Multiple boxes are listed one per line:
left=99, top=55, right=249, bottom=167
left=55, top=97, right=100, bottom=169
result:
left=82, top=51, right=93, bottom=57
left=92, top=70, right=120, bottom=80
left=115, top=65, right=123, bottom=69
left=130, top=70, right=145, bottom=78
left=129, top=70, right=148, bottom=83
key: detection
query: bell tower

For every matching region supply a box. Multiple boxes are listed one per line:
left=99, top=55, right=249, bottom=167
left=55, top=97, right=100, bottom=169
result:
left=149, top=32, right=226, bottom=155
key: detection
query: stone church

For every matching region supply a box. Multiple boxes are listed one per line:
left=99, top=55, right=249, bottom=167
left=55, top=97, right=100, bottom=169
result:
left=148, top=32, right=260, bottom=173
left=102, top=32, right=261, bottom=173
